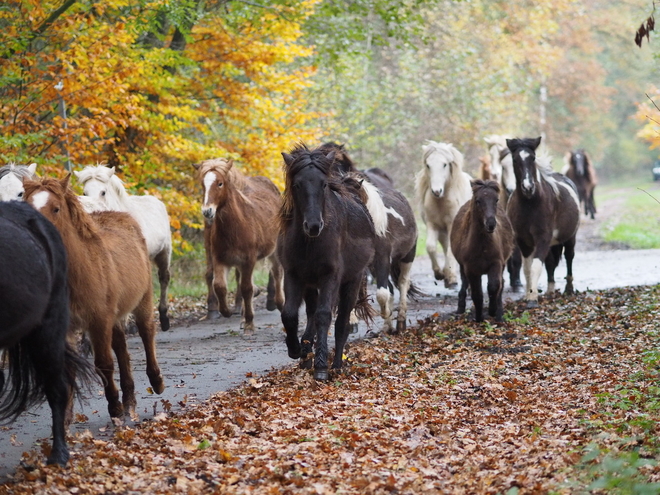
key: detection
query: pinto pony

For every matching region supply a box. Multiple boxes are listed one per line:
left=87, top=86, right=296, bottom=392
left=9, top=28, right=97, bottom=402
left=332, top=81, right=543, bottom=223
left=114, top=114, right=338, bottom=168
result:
left=23, top=176, right=164, bottom=419
left=415, top=141, right=472, bottom=288
left=279, top=144, right=375, bottom=381
left=194, top=158, right=284, bottom=333
left=0, top=201, right=94, bottom=466
left=74, top=165, right=172, bottom=331
left=563, top=149, right=597, bottom=219
left=451, top=180, right=515, bottom=322
left=506, top=137, right=580, bottom=307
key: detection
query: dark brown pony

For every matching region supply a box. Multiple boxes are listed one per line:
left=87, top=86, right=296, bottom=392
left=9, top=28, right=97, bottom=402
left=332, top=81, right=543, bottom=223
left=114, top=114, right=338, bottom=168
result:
left=23, top=176, right=164, bottom=419
left=506, top=137, right=580, bottom=307
left=450, top=180, right=514, bottom=322
left=564, top=149, right=597, bottom=219
left=279, top=144, right=375, bottom=381
left=194, top=158, right=284, bottom=332
left=0, top=201, right=94, bottom=466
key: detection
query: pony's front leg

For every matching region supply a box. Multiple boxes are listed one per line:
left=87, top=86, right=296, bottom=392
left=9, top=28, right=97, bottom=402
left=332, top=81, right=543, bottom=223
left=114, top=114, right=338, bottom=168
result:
left=507, top=247, right=523, bottom=291
left=395, top=260, right=413, bottom=334
left=563, top=238, right=576, bottom=295
left=89, top=319, right=122, bottom=418
left=522, top=255, right=544, bottom=308
left=457, top=265, right=468, bottom=315
left=545, top=245, right=563, bottom=295
left=212, top=263, right=232, bottom=318
left=439, top=230, right=459, bottom=288
left=373, top=249, right=394, bottom=334
left=232, top=268, right=243, bottom=315
left=425, top=226, right=444, bottom=281
left=134, top=293, right=165, bottom=395
left=282, top=274, right=304, bottom=359
left=332, top=278, right=362, bottom=371
left=313, top=279, right=338, bottom=381
left=204, top=221, right=220, bottom=319
left=468, top=272, right=484, bottom=322
left=299, top=288, right=318, bottom=369
left=487, top=265, right=504, bottom=322
left=154, top=248, right=171, bottom=331
left=239, top=262, right=256, bottom=333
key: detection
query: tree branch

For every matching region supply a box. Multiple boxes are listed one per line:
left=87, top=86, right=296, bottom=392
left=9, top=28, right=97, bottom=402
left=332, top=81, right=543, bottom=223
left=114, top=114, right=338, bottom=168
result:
left=35, top=0, right=78, bottom=36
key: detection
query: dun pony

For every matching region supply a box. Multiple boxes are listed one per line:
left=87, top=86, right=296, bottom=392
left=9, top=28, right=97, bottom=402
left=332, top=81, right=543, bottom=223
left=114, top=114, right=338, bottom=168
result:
left=450, top=180, right=514, bottom=322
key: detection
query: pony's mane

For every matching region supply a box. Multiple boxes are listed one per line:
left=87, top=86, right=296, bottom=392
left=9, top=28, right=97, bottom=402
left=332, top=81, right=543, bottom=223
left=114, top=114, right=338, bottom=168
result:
left=24, top=177, right=98, bottom=240
left=76, top=165, right=131, bottom=208
left=317, top=142, right=357, bottom=174
left=197, top=158, right=247, bottom=191
left=280, top=143, right=345, bottom=225
left=0, top=163, right=35, bottom=180
left=471, top=178, right=500, bottom=196
left=415, top=141, right=464, bottom=200
left=345, top=172, right=388, bottom=237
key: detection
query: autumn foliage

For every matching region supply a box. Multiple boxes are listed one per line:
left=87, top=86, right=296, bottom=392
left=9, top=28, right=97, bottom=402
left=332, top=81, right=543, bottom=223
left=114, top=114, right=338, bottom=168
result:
left=0, top=1, right=324, bottom=250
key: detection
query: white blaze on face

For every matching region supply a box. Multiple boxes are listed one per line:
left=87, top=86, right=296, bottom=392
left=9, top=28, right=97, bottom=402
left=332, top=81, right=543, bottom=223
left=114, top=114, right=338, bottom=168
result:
left=203, top=171, right=216, bottom=206
left=30, top=190, right=51, bottom=211
left=518, top=150, right=533, bottom=190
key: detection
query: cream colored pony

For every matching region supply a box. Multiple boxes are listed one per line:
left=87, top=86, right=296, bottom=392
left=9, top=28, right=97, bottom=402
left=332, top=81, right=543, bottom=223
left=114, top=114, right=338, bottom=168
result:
left=415, top=141, right=472, bottom=287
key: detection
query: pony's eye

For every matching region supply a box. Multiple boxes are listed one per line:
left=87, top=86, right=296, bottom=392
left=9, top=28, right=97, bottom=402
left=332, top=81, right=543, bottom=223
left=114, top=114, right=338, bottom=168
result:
left=17, top=191, right=23, bottom=198
left=323, top=183, right=327, bottom=189
left=217, top=182, right=223, bottom=188
left=444, top=163, right=448, bottom=168
left=53, top=207, right=60, bottom=213
left=101, top=191, right=106, bottom=196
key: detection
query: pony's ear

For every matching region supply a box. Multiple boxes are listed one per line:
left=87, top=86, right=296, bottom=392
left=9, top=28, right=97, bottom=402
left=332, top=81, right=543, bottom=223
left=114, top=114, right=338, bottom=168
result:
left=450, top=146, right=464, bottom=169
left=325, top=151, right=336, bottom=163
left=421, top=144, right=429, bottom=153
left=27, top=163, right=37, bottom=176
left=192, top=162, right=201, bottom=170
left=73, top=169, right=81, bottom=178
left=226, top=160, right=234, bottom=171
left=532, top=136, right=542, bottom=150
left=59, top=173, right=71, bottom=189
left=281, top=152, right=295, bottom=167
left=108, top=166, right=116, bottom=176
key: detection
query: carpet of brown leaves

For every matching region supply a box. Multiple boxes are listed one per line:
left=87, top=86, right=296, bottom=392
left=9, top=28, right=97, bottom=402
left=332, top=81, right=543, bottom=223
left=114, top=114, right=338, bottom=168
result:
left=3, top=286, right=660, bottom=494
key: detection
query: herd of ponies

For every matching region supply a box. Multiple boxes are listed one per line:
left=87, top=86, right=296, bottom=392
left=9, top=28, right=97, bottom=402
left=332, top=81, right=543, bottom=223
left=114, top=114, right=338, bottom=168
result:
left=0, top=135, right=598, bottom=466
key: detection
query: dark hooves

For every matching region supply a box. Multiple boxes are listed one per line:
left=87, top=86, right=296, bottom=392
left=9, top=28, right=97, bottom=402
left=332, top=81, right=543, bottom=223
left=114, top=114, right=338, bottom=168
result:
left=46, top=451, right=69, bottom=467
left=160, top=315, right=170, bottom=332
left=299, top=358, right=312, bottom=370
left=206, top=310, right=221, bottom=320
left=526, top=300, right=539, bottom=309
left=314, top=369, right=329, bottom=381
left=349, top=323, right=359, bottom=334
left=364, top=329, right=380, bottom=339
left=434, top=272, right=444, bottom=281
left=395, top=320, right=406, bottom=334
left=266, top=300, right=277, bottom=311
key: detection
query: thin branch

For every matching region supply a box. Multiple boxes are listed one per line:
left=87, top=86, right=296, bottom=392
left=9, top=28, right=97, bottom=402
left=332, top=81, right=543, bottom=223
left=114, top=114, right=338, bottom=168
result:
left=637, top=187, right=660, bottom=205
left=646, top=92, right=660, bottom=113
left=35, top=0, right=77, bottom=36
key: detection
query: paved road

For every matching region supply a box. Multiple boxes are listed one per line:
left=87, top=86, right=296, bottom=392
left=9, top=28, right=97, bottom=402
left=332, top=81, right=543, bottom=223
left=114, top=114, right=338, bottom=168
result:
left=2, top=243, right=660, bottom=479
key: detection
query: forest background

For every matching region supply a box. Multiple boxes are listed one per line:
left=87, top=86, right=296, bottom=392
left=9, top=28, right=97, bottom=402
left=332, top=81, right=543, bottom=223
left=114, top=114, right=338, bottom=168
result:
left=1, top=0, right=660, bottom=254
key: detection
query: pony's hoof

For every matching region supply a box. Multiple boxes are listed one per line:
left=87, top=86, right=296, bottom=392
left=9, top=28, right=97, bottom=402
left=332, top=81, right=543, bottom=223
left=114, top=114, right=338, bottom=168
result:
left=525, top=300, right=539, bottom=309
left=46, top=449, right=69, bottom=467
left=286, top=340, right=301, bottom=359
left=150, top=375, right=165, bottom=394
left=160, top=314, right=170, bottom=332
left=445, top=281, right=458, bottom=290
left=266, top=298, right=277, bottom=311
left=243, top=322, right=255, bottom=334
left=314, top=369, right=329, bottom=381
left=395, top=320, right=406, bottom=333
left=299, top=358, right=313, bottom=370
left=433, top=271, right=444, bottom=281
left=364, top=329, right=380, bottom=339
left=204, top=310, right=221, bottom=321
left=220, top=308, right=233, bottom=318
left=511, top=282, right=523, bottom=292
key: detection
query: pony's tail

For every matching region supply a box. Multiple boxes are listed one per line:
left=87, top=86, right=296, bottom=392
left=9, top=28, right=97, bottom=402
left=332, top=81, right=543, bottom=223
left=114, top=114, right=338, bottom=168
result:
left=389, top=264, right=426, bottom=300
left=0, top=341, right=96, bottom=422
left=353, top=275, right=377, bottom=325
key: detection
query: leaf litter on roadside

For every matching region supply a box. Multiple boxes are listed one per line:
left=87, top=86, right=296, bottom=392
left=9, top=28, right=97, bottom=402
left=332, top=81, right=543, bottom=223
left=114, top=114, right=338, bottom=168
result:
left=3, top=285, right=660, bottom=494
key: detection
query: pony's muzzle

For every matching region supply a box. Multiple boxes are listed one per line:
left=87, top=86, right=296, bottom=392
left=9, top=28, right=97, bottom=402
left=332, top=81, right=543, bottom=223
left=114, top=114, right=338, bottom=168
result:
left=431, top=188, right=444, bottom=198
left=202, top=206, right=216, bottom=220
left=303, top=220, right=324, bottom=237
left=485, top=218, right=497, bottom=233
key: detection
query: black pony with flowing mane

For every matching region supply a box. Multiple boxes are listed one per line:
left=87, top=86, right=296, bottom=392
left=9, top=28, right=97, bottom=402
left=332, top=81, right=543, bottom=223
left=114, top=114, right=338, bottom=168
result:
left=506, top=137, right=580, bottom=307
left=278, top=143, right=375, bottom=381
left=563, top=149, right=597, bottom=219
left=0, top=201, right=94, bottom=466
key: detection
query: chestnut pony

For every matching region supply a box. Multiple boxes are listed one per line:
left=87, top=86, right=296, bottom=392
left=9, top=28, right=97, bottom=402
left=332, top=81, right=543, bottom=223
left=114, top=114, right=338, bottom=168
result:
left=194, top=158, right=284, bottom=332
left=23, top=176, right=164, bottom=419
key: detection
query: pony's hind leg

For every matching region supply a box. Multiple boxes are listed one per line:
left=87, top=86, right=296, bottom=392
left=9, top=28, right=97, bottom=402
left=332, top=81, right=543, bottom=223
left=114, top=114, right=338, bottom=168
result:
left=457, top=265, right=468, bottom=315
left=468, top=272, right=484, bottom=322
left=395, top=260, right=413, bottom=334
left=487, top=266, right=504, bottom=321
left=425, top=226, right=444, bottom=281
left=204, top=221, right=220, bottom=320
left=522, top=255, right=544, bottom=307
left=88, top=320, right=123, bottom=418
left=313, top=279, right=338, bottom=381
left=239, top=261, right=257, bottom=333
left=212, top=263, right=233, bottom=318
left=133, top=295, right=165, bottom=395
left=299, top=288, right=318, bottom=369
left=439, top=231, right=459, bottom=288
left=507, top=247, right=523, bottom=291
left=545, top=245, right=563, bottom=295
left=266, top=253, right=284, bottom=312
left=374, top=249, right=394, bottom=334
left=232, top=268, right=243, bottom=315
left=153, top=248, right=171, bottom=331
left=563, top=238, right=576, bottom=294
left=111, top=323, right=137, bottom=419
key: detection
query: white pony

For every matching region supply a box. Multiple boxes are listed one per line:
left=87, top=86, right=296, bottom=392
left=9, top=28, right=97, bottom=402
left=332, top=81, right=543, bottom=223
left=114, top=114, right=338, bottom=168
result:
left=74, top=165, right=172, bottom=331
left=484, top=134, right=516, bottom=198
left=0, top=163, right=37, bottom=201
left=415, top=141, right=472, bottom=287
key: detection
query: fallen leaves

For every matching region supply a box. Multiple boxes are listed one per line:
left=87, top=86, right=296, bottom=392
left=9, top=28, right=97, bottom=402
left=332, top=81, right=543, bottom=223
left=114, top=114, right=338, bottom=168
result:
left=3, top=286, right=660, bottom=493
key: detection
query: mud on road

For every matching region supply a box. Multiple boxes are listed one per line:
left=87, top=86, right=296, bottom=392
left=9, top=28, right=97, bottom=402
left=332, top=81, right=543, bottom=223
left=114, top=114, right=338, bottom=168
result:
left=2, top=183, right=660, bottom=479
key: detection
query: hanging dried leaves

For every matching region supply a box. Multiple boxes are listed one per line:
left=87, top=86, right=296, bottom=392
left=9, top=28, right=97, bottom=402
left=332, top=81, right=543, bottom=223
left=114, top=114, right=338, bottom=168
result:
left=635, top=14, right=655, bottom=47
left=2, top=286, right=660, bottom=493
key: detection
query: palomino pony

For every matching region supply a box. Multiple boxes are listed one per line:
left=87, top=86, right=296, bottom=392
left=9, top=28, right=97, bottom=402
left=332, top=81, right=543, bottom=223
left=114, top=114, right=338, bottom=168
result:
left=74, top=165, right=172, bottom=331
left=316, top=142, right=419, bottom=334
left=484, top=134, right=522, bottom=291
left=194, top=158, right=284, bottom=333
left=0, top=201, right=94, bottom=466
left=506, top=137, right=580, bottom=307
left=451, top=180, right=515, bottom=322
left=23, top=176, right=165, bottom=419
left=0, top=163, right=36, bottom=201
left=416, top=141, right=472, bottom=288
left=563, top=149, right=597, bottom=219
left=279, top=144, right=375, bottom=381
